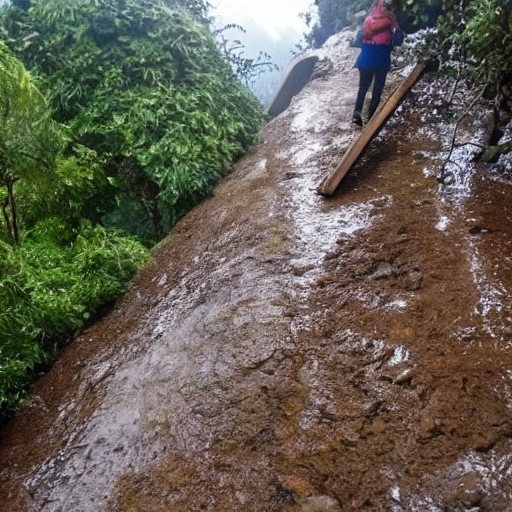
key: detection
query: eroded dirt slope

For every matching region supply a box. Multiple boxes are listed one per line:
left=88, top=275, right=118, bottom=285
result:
left=1, top=31, right=512, bottom=511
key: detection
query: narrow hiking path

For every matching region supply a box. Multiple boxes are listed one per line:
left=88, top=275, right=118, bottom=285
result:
left=2, top=31, right=512, bottom=511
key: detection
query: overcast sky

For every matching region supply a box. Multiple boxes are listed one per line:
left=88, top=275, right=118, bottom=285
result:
left=211, top=0, right=313, bottom=40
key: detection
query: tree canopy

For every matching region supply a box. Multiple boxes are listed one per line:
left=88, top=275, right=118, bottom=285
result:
left=1, top=0, right=266, bottom=241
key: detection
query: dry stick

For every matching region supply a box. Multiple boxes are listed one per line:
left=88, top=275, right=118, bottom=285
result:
left=447, top=77, right=460, bottom=106
left=445, top=83, right=488, bottom=164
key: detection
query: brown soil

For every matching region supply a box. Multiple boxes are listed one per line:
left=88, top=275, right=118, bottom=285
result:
left=1, top=31, right=512, bottom=512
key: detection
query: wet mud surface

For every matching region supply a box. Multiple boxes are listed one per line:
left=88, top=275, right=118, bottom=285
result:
left=2, top=31, right=512, bottom=511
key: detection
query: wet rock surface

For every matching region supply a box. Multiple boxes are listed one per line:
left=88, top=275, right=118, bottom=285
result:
left=2, top=31, right=512, bottom=511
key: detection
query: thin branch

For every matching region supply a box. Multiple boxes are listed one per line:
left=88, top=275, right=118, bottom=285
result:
left=1, top=201, right=14, bottom=245
left=447, top=78, right=460, bottom=105
left=446, top=83, right=488, bottom=163
left=453, top=141, right=486, bottom=150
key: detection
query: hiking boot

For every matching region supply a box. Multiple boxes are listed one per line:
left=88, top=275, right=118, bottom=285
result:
left=352, top=111, right=363, bottom=126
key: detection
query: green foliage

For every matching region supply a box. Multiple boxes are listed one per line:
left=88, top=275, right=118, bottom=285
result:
left=0, top=40, right=63, bottom=246
left=16, top=144, right=112, bottom=230
left=453, top=0, right=512, bottom=83
left=0, top=32, right=150, bottom=420
left=391, top=0, right=512, bottom=84
left=214, top=24, right=278, bottom=87
left=1, top=0, right=266, bottom=240
left=386, top=0, right=442, bottom=32
left=0, top=219, right=150, bottom=418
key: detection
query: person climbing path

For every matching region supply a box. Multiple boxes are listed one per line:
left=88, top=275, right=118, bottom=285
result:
left=352, top=0, right=404, bottom=126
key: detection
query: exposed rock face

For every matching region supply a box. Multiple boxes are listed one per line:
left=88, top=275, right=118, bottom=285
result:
left=2, top=30, right=512, bottom=512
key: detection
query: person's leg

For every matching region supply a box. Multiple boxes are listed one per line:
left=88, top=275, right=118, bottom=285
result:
left=368, top=68, right=388, bottom=119
left=354, top=69, right=374, bottom=125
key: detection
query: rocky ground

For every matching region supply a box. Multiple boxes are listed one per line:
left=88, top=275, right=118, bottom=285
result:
left=1, top=31, right=512, bottom=512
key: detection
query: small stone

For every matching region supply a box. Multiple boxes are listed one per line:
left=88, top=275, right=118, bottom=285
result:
left=369, top=261, right=393, bottom=279
left=394, top=368, right=415, bottom=385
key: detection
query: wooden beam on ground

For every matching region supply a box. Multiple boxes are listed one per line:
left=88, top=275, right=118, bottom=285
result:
left=317, top=63, right=426, bottom=196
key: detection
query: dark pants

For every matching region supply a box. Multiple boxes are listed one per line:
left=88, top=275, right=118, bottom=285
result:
left=354, top=68, right=388, bottom=118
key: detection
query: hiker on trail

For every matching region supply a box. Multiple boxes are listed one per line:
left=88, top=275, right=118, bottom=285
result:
left=352, top=0, right=404, bottom=126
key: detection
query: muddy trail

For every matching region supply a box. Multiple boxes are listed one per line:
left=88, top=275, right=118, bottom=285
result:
left=2, top=31, right=512, bottom=511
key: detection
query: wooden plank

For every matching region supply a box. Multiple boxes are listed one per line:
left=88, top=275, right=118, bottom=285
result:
left=317, top=63, right=426, bottom=196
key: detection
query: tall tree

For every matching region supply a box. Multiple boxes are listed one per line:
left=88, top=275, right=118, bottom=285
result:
left=0, top=42, right=62, bottom=247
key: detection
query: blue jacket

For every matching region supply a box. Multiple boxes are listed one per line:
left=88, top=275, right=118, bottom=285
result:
left=356, top=42, right=393, bottom=71
left=354, top=29, right=403, bottom=71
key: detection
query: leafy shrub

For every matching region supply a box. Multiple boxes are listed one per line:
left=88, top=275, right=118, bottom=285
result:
left=1, top=0, right=267, bottom=240
left=16, top=144, right=111, bottom=232
left=390, top=0, right=512, bottom=85
left=451, top=0, right=512, bottom=83
left=0, top=43, right=151, bottom=420
left=0, top=219, right=150, bottom=418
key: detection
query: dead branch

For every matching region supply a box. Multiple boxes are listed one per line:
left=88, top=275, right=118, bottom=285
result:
left=446, top=83, right=488, bottom=163
left=447, top=78, right=460, bottom=105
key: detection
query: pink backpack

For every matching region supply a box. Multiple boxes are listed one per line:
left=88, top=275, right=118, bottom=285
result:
left=363, top=0, right=397, bottom=45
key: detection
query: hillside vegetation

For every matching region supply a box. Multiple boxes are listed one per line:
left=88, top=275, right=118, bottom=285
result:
left=0, top=0, right=266, bottom=420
